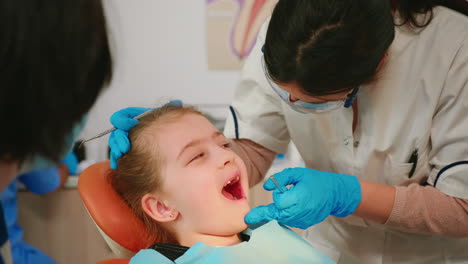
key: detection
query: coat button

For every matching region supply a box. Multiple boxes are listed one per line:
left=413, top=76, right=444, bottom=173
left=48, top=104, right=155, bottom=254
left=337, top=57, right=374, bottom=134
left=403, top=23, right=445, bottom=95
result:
left=354, top=141, right=360, bottom=148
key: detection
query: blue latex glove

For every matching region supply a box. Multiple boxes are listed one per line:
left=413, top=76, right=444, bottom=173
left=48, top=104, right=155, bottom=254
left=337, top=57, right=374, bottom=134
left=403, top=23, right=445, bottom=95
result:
left=18, top=167, right=61, bottom=195
left=108, top=100, right=183, bottom=169
left=245, top=167, right=362, bottom=229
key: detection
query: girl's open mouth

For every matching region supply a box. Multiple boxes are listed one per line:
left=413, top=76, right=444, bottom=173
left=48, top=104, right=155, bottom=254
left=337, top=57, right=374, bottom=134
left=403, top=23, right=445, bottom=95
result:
left=222, top=174, right=245, bottom=200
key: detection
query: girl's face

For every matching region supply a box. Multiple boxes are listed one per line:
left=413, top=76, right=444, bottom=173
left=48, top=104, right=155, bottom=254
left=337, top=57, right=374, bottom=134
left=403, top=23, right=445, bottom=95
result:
left=155, top=113, right=250, bottom=240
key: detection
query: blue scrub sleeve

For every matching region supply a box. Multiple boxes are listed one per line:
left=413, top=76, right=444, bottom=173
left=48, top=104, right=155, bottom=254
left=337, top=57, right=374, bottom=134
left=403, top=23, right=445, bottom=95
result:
left=0, top=202, right=9, bottom=264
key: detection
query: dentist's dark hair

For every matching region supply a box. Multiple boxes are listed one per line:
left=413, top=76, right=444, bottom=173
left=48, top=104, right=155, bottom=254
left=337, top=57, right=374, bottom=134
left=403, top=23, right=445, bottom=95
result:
left=263, top=0, right=395, bottom=97
left=390, top=0, right=468, bottom=27
left=0, top=0, right=113, bottom=163
left=264, top=0, right=468, bottom=97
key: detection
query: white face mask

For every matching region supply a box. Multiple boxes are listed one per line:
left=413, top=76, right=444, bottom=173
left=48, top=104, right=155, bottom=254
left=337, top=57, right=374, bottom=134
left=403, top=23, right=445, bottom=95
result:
left=262, top=57, right=359, bottom=114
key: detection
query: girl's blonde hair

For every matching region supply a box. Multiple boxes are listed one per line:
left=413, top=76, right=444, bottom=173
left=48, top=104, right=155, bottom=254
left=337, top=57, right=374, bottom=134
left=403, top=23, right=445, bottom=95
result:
left=110, top=105, right=202, bottom=245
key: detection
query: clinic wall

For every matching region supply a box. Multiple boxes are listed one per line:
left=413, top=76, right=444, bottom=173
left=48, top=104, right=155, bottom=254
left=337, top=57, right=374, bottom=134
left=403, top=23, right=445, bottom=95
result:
left=80, top=0, right=241, bottom=161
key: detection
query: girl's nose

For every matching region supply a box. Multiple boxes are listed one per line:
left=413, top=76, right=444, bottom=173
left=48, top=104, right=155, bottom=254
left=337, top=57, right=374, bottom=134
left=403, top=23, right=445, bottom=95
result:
left=218, top=148, right=234, bottom=168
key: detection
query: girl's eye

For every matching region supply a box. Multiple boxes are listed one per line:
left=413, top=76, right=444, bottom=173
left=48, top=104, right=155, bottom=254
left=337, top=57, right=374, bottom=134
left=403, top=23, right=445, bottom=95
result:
left=189, top=153, right=204, bottom=163
left=222, top=142, right=231, bottom=148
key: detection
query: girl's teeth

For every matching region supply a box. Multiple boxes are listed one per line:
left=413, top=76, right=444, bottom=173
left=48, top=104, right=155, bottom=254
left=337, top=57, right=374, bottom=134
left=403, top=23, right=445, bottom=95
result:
left=224, top=175, right=240, bottom=187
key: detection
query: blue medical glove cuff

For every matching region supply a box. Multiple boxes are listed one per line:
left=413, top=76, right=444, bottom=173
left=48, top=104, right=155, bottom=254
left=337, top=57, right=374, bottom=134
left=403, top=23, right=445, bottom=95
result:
left=331, top=174, right=362, bottom=217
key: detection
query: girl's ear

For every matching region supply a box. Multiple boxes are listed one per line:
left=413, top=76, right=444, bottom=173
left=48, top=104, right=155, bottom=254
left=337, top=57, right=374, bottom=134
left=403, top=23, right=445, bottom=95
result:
left=142, top=193, right=179, bottom=222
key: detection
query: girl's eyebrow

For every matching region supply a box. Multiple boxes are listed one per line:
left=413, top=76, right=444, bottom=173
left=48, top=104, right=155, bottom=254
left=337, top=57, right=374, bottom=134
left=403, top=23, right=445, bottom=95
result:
left=177, top=131, right=223, bottom=160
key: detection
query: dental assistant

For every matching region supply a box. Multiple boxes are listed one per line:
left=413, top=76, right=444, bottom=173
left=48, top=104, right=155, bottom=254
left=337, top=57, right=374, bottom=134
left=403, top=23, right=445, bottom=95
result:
left=0, top=1, right=113, bottom=263
left=221, top=0, right=468, bottom=263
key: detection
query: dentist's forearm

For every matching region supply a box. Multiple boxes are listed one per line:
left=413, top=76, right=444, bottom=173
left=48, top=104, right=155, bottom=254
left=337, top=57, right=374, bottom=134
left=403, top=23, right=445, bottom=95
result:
left=386, top=184, right=468, bottom=237
left=352, top=181, right=468, bottom=237
left=353, top=180, right=396, bottom=224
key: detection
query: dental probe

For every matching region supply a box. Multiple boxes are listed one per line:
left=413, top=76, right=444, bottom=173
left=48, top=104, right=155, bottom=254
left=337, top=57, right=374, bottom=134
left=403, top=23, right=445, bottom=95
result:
left=79, top=108, right=157, bottom=148
left=269, top=175, right=287, bottom=193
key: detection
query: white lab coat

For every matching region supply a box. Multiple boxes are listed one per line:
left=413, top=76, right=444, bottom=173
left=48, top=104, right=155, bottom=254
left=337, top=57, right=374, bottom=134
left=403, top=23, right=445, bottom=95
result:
left=224, top=6, right=468, bottom=264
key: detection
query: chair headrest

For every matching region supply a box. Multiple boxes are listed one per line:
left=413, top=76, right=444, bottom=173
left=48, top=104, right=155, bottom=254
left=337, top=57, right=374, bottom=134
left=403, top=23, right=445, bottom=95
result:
left=78, top=161, right=153, bottom=252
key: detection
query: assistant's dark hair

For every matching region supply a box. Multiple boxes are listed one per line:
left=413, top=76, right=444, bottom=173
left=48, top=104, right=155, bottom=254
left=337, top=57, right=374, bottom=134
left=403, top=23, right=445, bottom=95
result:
left=0, top=0, right=113, bottom=163
left=263, top=0, right=395, bottom=97
left=390, top=0, right=468, bottom=27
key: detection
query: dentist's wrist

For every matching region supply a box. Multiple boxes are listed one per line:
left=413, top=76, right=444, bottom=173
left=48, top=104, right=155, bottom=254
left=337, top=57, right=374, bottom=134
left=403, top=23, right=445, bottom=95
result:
left=353, top=180, right=396, bottom=224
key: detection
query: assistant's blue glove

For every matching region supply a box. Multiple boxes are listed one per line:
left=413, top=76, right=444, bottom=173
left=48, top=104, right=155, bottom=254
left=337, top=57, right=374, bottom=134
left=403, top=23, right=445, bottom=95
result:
left=18, top=167, right=61, bottom=195
left=108, top=100, right=183, bottom=169
left=245, top=167, right=362, bottom=229
left=108, top=107, right=148, bottom=169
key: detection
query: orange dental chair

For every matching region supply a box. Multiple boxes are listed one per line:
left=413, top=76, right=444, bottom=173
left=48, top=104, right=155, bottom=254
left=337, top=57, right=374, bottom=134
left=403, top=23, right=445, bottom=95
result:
left=78, top=161, right=153, bottom=264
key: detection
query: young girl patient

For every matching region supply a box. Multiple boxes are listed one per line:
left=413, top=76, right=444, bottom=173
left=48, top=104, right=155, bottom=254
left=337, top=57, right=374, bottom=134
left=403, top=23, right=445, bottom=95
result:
left=111, top=105, right=334, bottom=263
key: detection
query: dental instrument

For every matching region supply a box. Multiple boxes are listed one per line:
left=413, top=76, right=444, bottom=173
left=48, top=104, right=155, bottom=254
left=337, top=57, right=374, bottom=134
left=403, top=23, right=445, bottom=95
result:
left=79, top=108, right=157, bottom=148
left=269, top=175, right=287, bottom=193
